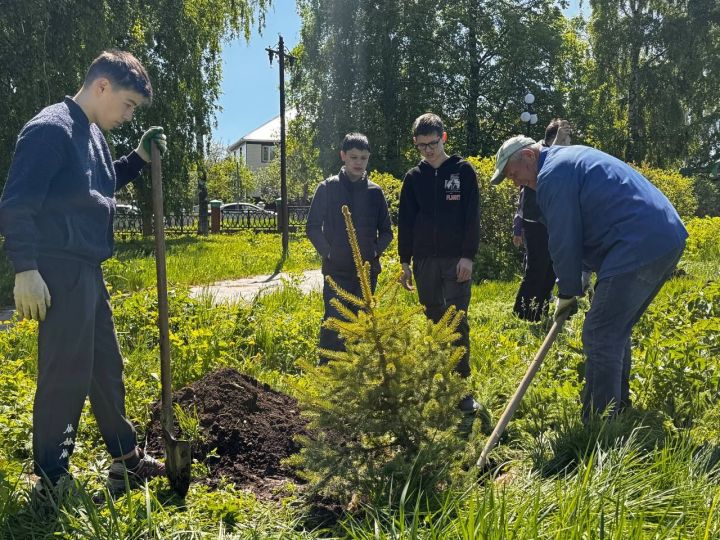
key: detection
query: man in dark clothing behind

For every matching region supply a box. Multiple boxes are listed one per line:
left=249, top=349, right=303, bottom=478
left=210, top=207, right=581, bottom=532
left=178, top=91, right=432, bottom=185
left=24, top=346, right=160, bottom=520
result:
left=511, top=118, right=572, bottom=321
left=398, top=113, right=480, bottom=413
left=0, top=50, right=167, bottom=500
left=306, top=133, right=393, bottom=364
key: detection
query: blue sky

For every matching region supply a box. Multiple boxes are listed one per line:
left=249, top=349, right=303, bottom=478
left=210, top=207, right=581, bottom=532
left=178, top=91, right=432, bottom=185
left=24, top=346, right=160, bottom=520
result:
left=213, top=0, right=586, bottom=146
left=214, top=0, right=301, bottom=146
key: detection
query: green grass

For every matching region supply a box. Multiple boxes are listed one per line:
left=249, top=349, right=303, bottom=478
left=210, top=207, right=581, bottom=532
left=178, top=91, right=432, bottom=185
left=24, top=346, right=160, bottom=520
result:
left=1, top=476, right=312, bottom=539
left=0, top=220, right=719, bottom=537
left=343, top=434, right=720, bottom=539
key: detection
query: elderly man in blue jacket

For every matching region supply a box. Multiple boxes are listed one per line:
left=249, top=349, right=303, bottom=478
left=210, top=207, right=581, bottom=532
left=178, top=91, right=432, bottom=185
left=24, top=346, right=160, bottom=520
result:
left=491, top=136, right=687, bottom=421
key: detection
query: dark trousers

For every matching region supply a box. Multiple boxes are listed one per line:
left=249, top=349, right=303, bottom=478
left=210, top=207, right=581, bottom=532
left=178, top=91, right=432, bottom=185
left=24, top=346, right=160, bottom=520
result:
left=318, top=272, right=378, bottom=364
left=581, top=247, right=684, bottom=422
left=413, top=257, right=472, bottom=378
left=513, top=220, right=556, bottom=322
left=34, top=257, right=136, bottom=483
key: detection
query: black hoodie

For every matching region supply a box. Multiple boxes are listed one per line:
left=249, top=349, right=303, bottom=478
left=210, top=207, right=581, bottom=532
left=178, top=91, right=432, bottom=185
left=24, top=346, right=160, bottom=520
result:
left=398, top=155, right=479, bottom=264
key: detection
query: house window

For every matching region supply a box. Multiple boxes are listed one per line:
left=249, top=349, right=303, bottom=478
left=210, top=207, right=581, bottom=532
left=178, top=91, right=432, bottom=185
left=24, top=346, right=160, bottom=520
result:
left=261, top=144, right=275, bottom=163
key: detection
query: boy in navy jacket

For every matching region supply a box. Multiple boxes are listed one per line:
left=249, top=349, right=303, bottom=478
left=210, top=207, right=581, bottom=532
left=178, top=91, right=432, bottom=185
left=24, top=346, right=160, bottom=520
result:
left=0, top=50, right=168, bottom=498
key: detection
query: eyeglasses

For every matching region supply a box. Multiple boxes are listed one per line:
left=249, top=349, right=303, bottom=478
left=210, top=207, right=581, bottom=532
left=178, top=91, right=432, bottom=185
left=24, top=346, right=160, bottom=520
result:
left=415, top=138, right=442, bottom=152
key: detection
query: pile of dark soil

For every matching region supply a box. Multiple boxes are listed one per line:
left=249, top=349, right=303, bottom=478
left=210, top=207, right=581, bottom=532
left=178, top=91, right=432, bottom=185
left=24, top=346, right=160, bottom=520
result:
left=144, top=367, right=308, bottom=499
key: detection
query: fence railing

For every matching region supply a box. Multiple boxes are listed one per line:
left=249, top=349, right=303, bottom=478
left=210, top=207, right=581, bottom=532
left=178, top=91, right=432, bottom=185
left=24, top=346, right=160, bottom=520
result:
left=288, top=205, right=311, bottom=226
left=113, top=206, right=311, bottom=236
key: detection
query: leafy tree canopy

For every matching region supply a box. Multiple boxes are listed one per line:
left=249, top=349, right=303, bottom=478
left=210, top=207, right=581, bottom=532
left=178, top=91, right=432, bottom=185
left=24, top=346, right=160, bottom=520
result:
left=0, top=0, right=271, bottom=213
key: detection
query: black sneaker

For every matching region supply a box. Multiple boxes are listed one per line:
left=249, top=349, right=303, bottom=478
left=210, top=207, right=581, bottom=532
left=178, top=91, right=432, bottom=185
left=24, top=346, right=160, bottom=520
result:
left=107, top=448, right=166, bottom=496
left=457, top=395, right=480, bottom=438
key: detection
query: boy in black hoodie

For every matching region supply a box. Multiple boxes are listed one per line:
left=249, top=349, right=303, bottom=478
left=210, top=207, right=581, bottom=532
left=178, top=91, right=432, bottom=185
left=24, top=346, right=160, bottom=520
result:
left=306, top=133, right=393, bottom=364
left=398, top=113, right=480, bottom=413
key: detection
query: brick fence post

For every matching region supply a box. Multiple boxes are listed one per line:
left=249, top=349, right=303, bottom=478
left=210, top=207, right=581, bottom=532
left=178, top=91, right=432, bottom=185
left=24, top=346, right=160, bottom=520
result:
left=210, top=199, right=222, bottom=233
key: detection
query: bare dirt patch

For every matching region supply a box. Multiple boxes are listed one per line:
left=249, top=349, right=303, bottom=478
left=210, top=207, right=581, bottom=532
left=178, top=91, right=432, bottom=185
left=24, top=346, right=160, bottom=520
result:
left=144, top=367, right=308, bottom=500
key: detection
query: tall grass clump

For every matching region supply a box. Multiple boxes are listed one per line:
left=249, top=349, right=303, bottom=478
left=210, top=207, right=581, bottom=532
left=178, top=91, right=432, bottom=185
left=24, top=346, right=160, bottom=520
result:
left=341, top=433, right=720, bottom=538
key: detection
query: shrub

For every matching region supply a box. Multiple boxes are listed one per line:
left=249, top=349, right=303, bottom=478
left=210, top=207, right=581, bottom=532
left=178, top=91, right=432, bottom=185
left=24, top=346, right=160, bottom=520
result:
left=466, top=156, right=522, bottom=280
left=634, top=164, right=698, bottom=220
left=291, top=206, right=468, bottom=503
left=692, top=174, right=720, bottom=217
left=684, top=217, right=720, bottom=261
left=369, top=170, right=402, bottom=224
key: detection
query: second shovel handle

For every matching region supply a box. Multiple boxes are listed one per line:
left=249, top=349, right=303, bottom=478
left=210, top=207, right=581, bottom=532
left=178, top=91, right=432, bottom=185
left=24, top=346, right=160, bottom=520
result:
left=477, top=311, right=569, bottom=470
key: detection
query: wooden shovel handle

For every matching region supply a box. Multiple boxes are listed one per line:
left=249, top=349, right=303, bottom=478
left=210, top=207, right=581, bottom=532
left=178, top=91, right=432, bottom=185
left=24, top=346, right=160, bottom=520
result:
left=150, top=141, right=174, bottom=434
left=476, top=311, right=569, bottom=471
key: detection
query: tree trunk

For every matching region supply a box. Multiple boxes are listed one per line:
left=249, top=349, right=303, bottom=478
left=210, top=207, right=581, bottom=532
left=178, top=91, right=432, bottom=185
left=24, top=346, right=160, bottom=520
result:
left=381, top=0, right=401, bottom=174
left=465, top=18, right=481, bottom=157
left=625, top=0, right=645, bottom=162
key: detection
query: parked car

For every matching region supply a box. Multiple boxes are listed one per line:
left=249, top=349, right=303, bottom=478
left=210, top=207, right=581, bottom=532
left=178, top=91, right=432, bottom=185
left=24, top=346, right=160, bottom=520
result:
left=192, top=204, right=211, bottom=215
left=115, top=203, right=140, bottom=215
left=220, top=202, right=276, bottom=216
left=113, top=203, right=141, bottom=232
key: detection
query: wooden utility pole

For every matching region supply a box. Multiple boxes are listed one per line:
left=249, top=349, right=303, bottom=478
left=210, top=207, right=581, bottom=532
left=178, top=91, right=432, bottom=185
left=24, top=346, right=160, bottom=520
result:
left=266, top=35, right=296, bottom=255
left=197, top=129, right=209, bottom=236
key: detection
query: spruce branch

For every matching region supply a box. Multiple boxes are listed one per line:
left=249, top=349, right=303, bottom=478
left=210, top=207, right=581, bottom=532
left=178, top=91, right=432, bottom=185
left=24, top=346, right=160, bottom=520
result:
left=324, top=319, right=367, bottom=337
left=316, top=348, right=350, bottom=362
left=328, top=298, right=361, bottom=325
left=325, top=276, right=365, bottom=308
left=341, top=205, right=374, bottom=309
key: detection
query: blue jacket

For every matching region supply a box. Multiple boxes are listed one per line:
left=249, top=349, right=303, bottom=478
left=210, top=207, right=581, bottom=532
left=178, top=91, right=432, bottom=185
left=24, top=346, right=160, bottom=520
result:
left=0, top=97, right=147, bottom=272
left=536, top=145, right=687, bottom=296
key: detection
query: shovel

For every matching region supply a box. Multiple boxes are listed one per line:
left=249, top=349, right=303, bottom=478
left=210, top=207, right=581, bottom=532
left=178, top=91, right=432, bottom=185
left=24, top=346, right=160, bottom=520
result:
left=476, top=310, right=570, bottom=471
left=151, top=141, right=192, bottom=497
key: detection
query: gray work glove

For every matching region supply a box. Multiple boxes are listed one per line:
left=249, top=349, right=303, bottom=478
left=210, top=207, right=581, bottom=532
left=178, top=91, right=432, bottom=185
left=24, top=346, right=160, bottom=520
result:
left=136, top=126, right=167, bottom=162
left=554, top=296, right=578, bottom=321
left=14, top=270, right=51, bottom=321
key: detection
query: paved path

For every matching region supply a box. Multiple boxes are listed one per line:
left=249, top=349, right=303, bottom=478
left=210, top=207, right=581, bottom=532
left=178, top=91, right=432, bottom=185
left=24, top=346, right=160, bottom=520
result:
left=189, top=269, right=324, bottom=304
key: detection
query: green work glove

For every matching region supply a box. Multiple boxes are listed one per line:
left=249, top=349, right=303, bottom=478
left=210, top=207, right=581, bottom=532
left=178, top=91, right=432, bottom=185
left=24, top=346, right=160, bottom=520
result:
left=554, top=295, right=578, bottom=322
left=136, top=126, right=167, bottom=162
left=14, top=270, right=51, bottom=322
